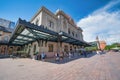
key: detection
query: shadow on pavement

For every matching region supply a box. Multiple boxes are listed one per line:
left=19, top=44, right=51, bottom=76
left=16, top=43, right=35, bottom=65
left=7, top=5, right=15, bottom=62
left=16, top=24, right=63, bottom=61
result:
left=44, top=52, right=97, bottom=64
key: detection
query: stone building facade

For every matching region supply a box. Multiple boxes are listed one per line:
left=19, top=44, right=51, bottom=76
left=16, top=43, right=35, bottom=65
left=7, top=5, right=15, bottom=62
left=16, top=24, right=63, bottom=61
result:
left=99, top=41, right=106, bottom=50
left=25, top=7, right=84, bottom=57
left=0, top=6, right=89, bottom=58
left=0, top=21, right=20, bottom=56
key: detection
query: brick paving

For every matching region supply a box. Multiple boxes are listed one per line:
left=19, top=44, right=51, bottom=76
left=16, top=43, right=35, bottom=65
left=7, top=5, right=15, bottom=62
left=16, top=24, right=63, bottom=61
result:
left=0, top=52, right=120, bottom=80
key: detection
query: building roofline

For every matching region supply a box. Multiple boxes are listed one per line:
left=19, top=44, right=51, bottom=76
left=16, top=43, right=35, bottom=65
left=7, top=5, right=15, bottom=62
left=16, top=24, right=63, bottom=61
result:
left=56, top=10, right=83, bottom=31
left=0, top=18, right=14, bottom=23
left=56, top=10, right=70, bottom=20
left=0, top=26, right=13, bottom=33
left=30, top=6, right=83, bottom=32
left=30, top=6, right=57, bottom=22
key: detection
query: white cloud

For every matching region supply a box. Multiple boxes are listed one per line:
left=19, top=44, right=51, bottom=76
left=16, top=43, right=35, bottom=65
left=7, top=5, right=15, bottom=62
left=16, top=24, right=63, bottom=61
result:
left=93, top=0, right=120, bottom=15
left=77, top=0, right=120, bottom=44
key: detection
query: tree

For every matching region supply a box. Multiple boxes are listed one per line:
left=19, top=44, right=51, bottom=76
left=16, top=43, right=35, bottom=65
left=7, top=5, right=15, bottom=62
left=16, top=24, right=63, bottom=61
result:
left=105, top=43, right=120, bottom=50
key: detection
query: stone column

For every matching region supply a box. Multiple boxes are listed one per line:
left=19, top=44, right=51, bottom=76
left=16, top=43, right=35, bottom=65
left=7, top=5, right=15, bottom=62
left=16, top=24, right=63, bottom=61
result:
left=57, top=35, right=62, bottom=53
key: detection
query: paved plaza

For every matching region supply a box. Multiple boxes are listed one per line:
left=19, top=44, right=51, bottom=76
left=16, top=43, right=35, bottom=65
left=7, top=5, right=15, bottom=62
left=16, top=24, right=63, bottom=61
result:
left=0, top=52, right=120, bottom=80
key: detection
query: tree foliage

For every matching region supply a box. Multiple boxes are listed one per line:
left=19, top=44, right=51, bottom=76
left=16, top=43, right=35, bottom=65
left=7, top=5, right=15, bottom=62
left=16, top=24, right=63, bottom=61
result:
left=105, top=43, right=120, bottom=50
left=85, top=46, right=97, bottom=51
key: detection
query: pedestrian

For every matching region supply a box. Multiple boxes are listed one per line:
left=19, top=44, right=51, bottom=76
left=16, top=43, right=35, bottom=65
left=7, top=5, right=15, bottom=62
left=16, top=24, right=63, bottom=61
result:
left=55, top=52, right=59, bottom=62
left=60, top=52, right=64, bottom=60
left=84, top=51, right=87, bottom=57
left=82, top=46, right=87, bottom=57
left=41, top=52, right=45, bottom=61
left=69, top=51, right=72, bottom=59
left=97, top=50, right=100, bottom=55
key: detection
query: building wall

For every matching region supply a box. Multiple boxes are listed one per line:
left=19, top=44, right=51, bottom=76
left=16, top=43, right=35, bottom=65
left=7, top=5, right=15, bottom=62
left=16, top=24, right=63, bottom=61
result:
left=0, top=18, right=15, bottom=28
left=0, top=45, right=21, bottom=55
left=0, top=31, right=11, bottom=42
left=0, top=18, right=21, bottom=56
left=31, top=7, right=83, bottom=41
left=25, top=40, right=80, bottom=58
left=31, top=9, right=58, bottom=32
left=25, top=7, right=84, bottom=57
left=0, top=7, right=85, bottom=57
left=99, top=41, right=106, bottom=50
left=0, top=18, right=10, bottom=28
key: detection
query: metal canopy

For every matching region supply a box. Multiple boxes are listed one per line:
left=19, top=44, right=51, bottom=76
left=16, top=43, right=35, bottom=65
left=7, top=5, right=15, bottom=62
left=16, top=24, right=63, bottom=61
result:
left=9, top=18, right=58, bottom=45
left=0, top=41, right=22, bottom=46
left=9, top=18, right=90, bottom=47
left=60, top=32, right=90, bottom=46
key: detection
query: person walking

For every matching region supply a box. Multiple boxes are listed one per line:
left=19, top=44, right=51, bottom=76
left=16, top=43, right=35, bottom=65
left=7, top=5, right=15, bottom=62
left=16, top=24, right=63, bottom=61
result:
left=69, top=51, right=72, bottom=59
left=60, top=52, right=64, bottom=60
left=82, top=46, right=87, bottom=57
left=41, top=52, right=45, bottom=61
left=55, top=52, right=60, bottom=63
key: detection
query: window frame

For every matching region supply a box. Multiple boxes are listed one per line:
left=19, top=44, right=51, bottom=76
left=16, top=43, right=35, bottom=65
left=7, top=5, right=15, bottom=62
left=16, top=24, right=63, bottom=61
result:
left=48, top=44, right=53, bottom=52
left=49, top=21, right=54, bottom=28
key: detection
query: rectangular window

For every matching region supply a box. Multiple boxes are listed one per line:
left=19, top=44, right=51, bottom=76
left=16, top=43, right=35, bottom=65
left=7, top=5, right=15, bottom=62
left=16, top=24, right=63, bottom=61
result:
left=48, top=44, right=53, bottom=52
left=49, top=21, right=54, bottom=28
left=72, top=32, right=74, bottom=36
left=41, top=40, right=44, bottom=47
left=64, top=45, right=68, bottom=52
left=63, top=19, right=67, bottom=28
left=70, top=46, right=72, bottom=51
left=68, top=29, right=70, bottom=34
left=0, top=31, right=3, bottom=35
left=35, top=19, right=39, bottom=25
left=45, top=40, right=47, bottom=47
left=33, top=44, right=36, bottom=53
left=76, top=34, right=78, bottom=38
left=4, top=36, right=9, bottom=41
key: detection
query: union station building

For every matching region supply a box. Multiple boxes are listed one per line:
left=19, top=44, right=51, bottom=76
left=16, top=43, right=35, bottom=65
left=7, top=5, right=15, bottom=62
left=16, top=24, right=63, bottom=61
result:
left=0, top=6, right=90, bottom=58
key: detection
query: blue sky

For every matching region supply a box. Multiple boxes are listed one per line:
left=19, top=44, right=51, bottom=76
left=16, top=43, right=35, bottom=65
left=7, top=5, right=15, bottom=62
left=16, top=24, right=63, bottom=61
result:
left=0, top=0, right=110, bottom=22
left=0, top=0, right=120, bottom=44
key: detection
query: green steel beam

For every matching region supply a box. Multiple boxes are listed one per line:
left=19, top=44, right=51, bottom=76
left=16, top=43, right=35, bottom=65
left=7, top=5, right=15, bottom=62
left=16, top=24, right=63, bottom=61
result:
left=15, top=38, right=32, bottom=42
left=19, top=34, right=36, bottom=39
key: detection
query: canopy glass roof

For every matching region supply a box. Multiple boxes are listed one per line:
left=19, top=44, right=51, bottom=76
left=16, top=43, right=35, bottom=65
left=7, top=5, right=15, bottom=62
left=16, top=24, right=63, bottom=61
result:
left=9, top=18, right=58, bottom=45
